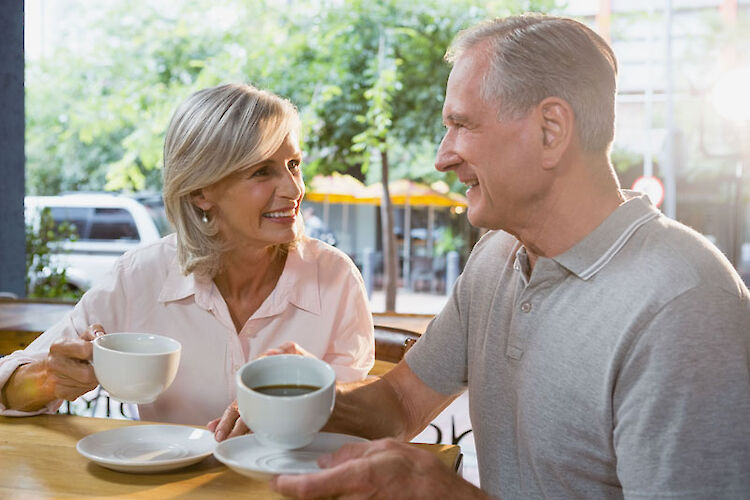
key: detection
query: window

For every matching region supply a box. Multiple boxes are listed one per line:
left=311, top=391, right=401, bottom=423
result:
left=48, top=206, right=92, bottom=239
left=88, top=208, right=140, bottom=241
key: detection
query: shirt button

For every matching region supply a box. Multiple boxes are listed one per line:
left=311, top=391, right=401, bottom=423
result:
left=520, top=302, right=532, bottom=313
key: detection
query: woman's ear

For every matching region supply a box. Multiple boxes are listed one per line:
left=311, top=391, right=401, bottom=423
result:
left=537, top=97, right=574, bottom=170
left=190, top=189, right=212, bottom=211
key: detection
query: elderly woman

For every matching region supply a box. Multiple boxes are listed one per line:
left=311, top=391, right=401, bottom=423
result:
left=0, top=84, right=375, bottom=435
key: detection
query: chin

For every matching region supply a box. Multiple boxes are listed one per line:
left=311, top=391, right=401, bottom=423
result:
left=468, top=209, right=501, bottom=232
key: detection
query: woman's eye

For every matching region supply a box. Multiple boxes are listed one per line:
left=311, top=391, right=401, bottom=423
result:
left=251, top=167, right=269, bottom=178
left=288, top=160, right=301, bottom=172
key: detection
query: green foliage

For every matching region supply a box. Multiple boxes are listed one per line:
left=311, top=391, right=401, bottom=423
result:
left=25, top=208, right=83, bottom=300
left=434, top=226, right=466, bottom=256
left=25, top=0, right=564, bottom=195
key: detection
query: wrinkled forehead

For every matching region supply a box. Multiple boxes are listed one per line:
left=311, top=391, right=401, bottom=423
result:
left=443, top=49, right=496, bottom=118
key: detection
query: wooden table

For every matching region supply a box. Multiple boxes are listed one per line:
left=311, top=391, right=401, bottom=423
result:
left=0, top=414, right=461, bottom=499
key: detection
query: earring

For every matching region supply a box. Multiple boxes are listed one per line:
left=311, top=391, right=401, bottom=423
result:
left=201, top=210, right=209, bottom=223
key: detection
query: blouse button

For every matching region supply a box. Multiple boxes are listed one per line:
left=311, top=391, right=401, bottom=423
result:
left=520, top=302, right=532, bottom=313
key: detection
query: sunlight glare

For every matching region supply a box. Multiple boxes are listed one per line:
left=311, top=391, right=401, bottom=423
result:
left=710, top=68, right=750, bottom=122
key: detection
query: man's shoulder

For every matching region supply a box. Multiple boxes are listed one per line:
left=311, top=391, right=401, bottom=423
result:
left=633, top=215, right=747, bottom=298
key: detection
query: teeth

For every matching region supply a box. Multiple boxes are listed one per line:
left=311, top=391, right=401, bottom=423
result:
left=265, top=210, right=295, bottom=218
left=465, top=180, right=478, bottom=188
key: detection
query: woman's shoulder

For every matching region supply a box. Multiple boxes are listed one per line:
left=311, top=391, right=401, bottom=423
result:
left=115, top=233, right=178, bottom=274
left=296, top=236, right=354, bottom=265
left=294, top=236, right=362, bottom=280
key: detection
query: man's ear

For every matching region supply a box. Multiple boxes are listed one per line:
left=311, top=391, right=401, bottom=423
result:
left=537, top=97, right=574, bottom=170
left=190, top=189, right=212, bottom=211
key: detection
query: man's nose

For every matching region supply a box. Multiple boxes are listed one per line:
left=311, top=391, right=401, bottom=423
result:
left=434, top=133, right=461, bottom=172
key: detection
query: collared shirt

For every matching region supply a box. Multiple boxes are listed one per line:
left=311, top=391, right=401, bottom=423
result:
left=407, top=191, right=750, bottom=498
left=0, top=234, right=374, bottom=425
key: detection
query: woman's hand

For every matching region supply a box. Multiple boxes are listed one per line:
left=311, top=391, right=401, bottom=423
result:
left=207, top=342, right=318, bottom=441
left=1, top=323, right=105, bottom=411
left=259, top=341, right=316, bottom=359
left=207, top=400, right=249, bottom=442
left=44, top=323, right=104, bottom=401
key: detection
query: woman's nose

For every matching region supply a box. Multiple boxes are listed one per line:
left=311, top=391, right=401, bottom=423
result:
left=279, top=169, right=304, bottom=199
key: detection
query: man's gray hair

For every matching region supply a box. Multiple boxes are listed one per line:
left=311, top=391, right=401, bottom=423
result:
left=446, top=14, right=618, bottom=153
left=162, top=83, right=300, bottom=277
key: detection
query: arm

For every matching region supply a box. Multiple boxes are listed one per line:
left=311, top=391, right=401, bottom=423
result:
left=325, top=359, right=457, bottom=441
left=270, top=361, right=489, bottom=499
left=1, top=325, right=103, bottom=412
left=614, top=287, right=750, bottom=497
left=208, top=348, right=454, bottom=442
left=1, top=258, right=129, bottom=415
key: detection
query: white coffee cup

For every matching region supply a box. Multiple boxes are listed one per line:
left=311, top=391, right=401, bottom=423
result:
left=92, top=332, right=181, bottom=404
left=236, top=355, right=336, bottom=450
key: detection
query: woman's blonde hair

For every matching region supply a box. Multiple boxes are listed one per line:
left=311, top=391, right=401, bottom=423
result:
left=163, top=83, right=301, bottom=277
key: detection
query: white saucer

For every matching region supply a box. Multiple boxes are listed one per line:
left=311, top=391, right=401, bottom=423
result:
left=76, top=424, right=216, bottom=473
left=214, top=432, right=368, bottom=480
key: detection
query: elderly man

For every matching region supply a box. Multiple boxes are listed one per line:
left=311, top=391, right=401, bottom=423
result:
left=272, top=14, right=750, bottom=499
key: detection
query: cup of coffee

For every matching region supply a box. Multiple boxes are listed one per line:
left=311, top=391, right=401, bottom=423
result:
left=92, top=332, right=181, bottom=404
left=236, top=354, right=336, bottom=450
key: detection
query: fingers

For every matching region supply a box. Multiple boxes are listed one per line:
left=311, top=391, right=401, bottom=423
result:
left=225, top=415, right=249, bottom=439
left=259, top=341, right=318, bottom=359
left=317, top=440, right=375, bottom=468
left=49, top=338, right=94, bottom=363
left=206, top=417, right=220, bottom=432
left=271, top=457, right=373, bottom=499
left=258, top=348, right=285, bottom=358
left=43, top=354, right=98, bottom=401
left=79, top=324, right=106, bottom=342
left=213, top=401, right=249, bottom=441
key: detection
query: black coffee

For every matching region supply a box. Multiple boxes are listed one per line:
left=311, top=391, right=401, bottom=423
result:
left=252, top=384, right=321, bottom=396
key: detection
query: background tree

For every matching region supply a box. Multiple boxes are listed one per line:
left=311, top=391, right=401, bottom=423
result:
left=25, top=0, right=560, bottom=306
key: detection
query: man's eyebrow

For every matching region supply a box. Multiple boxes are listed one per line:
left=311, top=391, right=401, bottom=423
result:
left=444, top=113, right=470, bottom=124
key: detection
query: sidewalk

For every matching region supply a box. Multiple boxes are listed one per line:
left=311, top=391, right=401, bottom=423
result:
left=369, top=287, right=450, bottom=315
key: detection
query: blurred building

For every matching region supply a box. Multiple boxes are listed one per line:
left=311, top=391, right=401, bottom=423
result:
left=565, top=0, right=750, bottom=276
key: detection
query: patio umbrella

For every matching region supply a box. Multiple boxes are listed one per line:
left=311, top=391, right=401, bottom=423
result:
left=358, top=179, right=467, bottom=208
left=304, top=172, right=368, bottom=204
left=304, top=172, right=369, bottom=230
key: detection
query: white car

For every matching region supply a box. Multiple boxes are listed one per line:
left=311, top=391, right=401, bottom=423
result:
left=25, top=193, right=171, bottom=292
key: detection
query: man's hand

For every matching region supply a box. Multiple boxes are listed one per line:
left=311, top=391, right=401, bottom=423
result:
left=270, top=438, right=489, bottom=499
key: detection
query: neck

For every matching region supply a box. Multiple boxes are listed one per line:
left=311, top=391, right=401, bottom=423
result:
left=214, top=245, right=284, bottom=301
left=516, top=153, right=624, bottom=269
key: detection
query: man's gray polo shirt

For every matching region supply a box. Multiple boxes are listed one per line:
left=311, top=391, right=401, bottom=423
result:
left=406, top=192, right=750, bottom=499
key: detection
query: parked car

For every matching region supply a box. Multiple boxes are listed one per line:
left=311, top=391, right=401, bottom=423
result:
left=25, top=193, right=172, bottom=292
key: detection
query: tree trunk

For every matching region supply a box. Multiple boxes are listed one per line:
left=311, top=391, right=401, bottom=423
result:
left=380, top=148, right=398, bottom=312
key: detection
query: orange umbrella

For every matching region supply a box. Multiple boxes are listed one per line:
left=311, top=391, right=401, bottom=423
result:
left=304, top=172, right=367, bottom=204
left=359, top=179, right=467, bottom=207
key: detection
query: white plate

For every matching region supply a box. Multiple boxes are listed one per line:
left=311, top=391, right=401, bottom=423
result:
left=214, top=432, right=368, bottom=480
left=76, top=424, right=216, bottom=473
